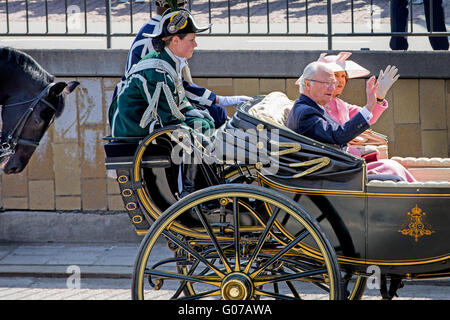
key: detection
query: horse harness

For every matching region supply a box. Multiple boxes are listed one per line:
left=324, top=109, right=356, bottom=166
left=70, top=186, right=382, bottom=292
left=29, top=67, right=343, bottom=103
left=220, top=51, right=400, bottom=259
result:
left=0, top=83, right=56, bottom=158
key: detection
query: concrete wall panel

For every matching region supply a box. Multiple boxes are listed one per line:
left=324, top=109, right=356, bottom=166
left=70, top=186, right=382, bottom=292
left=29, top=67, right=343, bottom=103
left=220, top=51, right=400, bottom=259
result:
left=1, top=50, right=448, bottom=211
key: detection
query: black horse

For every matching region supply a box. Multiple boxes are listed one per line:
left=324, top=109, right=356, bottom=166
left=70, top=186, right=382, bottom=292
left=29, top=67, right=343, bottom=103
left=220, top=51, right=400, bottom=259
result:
left=0, top=47, right=79, bottom=174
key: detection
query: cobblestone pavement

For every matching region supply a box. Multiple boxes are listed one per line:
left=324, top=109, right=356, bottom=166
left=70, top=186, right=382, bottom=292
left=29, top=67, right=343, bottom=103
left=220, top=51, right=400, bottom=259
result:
left=0, top=242, right=448, bottom=300
left=0, top=276, right=448, bottom=300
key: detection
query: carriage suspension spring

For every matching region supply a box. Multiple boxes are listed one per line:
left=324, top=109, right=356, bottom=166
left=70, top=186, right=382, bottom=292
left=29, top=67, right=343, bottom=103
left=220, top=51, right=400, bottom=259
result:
left=148, top=277, right=164, bottom=291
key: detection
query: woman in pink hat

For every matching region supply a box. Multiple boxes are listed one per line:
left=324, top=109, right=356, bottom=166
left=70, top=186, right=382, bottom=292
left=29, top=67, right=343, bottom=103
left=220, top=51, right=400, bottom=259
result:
left=310, top=52, right=417, bottom=182
left=316, top=52, right=396, bottom=127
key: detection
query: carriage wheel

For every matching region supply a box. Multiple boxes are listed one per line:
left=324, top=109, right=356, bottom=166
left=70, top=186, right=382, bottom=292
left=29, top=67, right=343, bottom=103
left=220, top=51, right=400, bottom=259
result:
left=131, top=125, right=181, bottom=223
left=348, top=276, right=367, bottom=300
left=132, top=184, right=342, bottom=300
left=131, top=127, right=257, bottom=224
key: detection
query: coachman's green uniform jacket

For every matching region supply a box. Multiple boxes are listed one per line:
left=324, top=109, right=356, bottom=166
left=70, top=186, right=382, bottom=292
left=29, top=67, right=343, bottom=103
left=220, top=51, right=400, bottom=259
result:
left=109, top=47, right=215, bottom=137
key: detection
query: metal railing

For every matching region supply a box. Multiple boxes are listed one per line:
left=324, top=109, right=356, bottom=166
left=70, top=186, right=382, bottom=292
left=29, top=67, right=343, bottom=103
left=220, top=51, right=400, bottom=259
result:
left=0, top=0, right=448, bottom=50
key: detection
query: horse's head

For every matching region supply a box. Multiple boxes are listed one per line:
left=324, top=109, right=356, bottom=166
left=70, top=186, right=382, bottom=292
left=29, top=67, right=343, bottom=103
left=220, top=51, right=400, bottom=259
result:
left=1, top=81, right=79, bottom=174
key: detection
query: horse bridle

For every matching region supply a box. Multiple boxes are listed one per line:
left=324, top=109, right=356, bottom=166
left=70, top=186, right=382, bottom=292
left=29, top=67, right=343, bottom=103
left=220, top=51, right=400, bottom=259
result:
left=0, top=83, right=57, bottom=159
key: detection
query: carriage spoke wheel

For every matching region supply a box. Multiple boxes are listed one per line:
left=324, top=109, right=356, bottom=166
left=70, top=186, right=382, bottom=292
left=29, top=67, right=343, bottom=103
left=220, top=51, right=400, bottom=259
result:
left=132, top=184, right=342, bottom=300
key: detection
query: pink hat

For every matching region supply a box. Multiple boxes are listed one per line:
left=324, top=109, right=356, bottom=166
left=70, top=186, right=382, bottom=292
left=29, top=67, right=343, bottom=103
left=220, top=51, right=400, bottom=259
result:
left=317, top=52, right=370, bottom=79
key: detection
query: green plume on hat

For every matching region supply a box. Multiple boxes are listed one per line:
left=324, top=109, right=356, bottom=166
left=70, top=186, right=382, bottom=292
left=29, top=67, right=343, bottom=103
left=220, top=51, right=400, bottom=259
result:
left=155, top=0, right=187, bottom=9
left=166, top=0, right=180, bottom=11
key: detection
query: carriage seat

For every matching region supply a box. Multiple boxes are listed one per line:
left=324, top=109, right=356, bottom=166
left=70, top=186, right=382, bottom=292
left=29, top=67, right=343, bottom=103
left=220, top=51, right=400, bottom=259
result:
left=390, top=157, right=450, bottom=182
left=247, top=92, right=294, bottom=128
left=246, top=93, right=442, bottom=185
left=367, top=180, right=450, bottom=187
left=248, top=92, right=389, bottom=157
left=247, top=92, right=388, bottom=156
left=367, top=157, right=450, bottom=185
left=104, top=138, right=171, bottom=170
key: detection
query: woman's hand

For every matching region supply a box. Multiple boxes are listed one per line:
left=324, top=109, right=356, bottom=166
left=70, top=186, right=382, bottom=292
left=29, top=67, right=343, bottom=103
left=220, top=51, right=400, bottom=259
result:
left=365, top=75, right=378, bottom=112
left=376, top=65, right=399, bottom=99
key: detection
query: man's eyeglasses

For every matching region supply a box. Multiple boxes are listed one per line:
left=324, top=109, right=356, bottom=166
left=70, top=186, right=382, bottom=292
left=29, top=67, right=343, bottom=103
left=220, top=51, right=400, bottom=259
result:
left=306, top=79, right=338, bottom=87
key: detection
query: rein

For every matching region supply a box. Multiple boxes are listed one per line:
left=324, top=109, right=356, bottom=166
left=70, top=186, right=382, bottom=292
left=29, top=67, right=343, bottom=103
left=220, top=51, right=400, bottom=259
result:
left=0, top=83, right=56, bottom=158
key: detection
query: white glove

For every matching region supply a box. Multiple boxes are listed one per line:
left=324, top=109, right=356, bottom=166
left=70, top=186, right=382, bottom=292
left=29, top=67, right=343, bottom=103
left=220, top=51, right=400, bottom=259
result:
left=185, top=109, right=214, bottom=122
left=376, top=65, right=400, bottom=99
left=217, top=95, right=253, bottom=107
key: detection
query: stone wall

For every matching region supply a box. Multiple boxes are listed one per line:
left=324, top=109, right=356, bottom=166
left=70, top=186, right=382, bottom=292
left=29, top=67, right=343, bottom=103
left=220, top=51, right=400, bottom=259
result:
left=0, top=50, right=449, bottom=211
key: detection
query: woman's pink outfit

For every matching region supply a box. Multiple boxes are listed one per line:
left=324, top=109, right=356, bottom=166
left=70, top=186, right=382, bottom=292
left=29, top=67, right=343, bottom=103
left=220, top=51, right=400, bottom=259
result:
left=325, top=97, right=417, bottom=182
left=325, top=97, right=387, bottom=126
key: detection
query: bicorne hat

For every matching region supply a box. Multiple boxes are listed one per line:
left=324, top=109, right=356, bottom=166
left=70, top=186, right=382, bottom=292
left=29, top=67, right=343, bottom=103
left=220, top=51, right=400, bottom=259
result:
left=145, top=8, right=211, bottom=39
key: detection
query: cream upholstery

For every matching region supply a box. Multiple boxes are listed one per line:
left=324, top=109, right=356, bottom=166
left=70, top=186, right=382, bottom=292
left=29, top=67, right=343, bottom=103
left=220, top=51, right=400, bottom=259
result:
left=248, top=92, right=294, bottom=128
left=391, top=157, right=450, bottom=168
left=390, top=157, right=450, bottom=182
left=366, top=157, right=450, bottom=185
left=367, top=180, right=450, bottom=187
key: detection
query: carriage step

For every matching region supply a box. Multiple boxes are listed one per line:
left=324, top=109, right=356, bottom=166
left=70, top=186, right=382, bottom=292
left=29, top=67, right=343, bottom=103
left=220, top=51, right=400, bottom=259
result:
left=105, top=156, right=171, bottom=170
left=104, top=141, right=172, bottom=170
left=115, top=169, right=151, bottom=234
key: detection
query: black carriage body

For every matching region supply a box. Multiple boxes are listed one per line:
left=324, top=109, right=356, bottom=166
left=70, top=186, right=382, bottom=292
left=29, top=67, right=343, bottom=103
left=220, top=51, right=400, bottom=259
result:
left=104, top=129, right=179, bottom=235
left=232, top=100, right=450, bottom=279
left=258, top=176, right=450, bottom=277
left=365, top=184, right=450, bottom=276
left=104, top=98, right=450, bottom=281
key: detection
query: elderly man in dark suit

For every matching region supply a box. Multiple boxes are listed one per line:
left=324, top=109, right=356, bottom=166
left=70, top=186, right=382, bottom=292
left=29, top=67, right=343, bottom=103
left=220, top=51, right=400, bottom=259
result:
left=286, top=62, right=417, bottom=182
left=286, top=61, right=378, bottom=149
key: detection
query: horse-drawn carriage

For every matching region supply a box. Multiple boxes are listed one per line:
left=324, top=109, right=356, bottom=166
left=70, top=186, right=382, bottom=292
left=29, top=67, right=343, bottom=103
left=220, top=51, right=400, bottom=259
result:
left=104, top=94, right=450, bottom=300
left=2, top=47, right=448, bottom=300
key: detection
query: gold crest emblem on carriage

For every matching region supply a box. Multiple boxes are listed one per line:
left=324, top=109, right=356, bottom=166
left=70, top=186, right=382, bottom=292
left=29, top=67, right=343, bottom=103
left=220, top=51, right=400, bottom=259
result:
left=398, top=205, right=435, bottom=242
